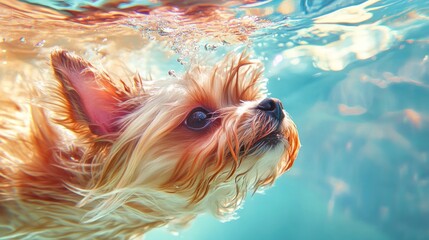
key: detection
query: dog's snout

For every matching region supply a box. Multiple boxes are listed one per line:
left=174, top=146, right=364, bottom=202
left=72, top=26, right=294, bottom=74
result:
left=257, top=98, right=285, bottom=122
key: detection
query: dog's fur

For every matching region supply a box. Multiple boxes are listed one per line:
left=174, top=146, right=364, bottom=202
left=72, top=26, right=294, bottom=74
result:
left=0, top=49, right=299, bottom=239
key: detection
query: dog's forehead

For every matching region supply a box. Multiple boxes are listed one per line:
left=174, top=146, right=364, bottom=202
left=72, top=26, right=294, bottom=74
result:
left=181, top=54, right=267, bottom=107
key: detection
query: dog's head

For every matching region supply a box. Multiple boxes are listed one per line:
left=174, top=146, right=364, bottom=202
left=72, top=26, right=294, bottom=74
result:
left=50, top=49, right=299, bottom=224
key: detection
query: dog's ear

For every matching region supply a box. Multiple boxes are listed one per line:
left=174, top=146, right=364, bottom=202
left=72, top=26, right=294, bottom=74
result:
left=51, top=49, right=125, bottom=135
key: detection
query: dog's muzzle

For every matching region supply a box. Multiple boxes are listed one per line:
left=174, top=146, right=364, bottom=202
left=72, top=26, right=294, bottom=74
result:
left=244, top=98, right=286, bottom=153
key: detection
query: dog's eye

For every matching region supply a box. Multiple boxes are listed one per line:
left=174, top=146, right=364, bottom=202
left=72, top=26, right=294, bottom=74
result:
left=185, top=107, right=213, bottom=131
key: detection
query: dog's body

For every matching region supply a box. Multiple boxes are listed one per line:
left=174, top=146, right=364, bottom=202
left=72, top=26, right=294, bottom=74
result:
left=0, top=50, right=299, bottom=239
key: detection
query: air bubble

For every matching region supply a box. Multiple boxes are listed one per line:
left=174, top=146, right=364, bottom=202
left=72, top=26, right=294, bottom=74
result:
left=35, top=40, right=45, bottom=47
left=204, top=43, right=217, bottom=51
left=158, top=27, right=173, bottom=36
left=19, top=37, right=26, bottom=43
left=168, top=70, right=176, bottom=77
left=221, top=40, right=230, bottom=45
left=177, top=57, right=187, bottom=65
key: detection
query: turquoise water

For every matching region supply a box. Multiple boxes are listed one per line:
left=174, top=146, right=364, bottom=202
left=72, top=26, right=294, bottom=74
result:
left=2, top=0, right=429, bottom=239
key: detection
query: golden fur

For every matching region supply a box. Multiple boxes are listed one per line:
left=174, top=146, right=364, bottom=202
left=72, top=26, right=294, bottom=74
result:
left=0, top=49, right=299, bottom=239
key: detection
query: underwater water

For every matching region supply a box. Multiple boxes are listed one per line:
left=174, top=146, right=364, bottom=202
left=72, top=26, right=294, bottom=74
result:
left=0, top=0, right=428, bottom=239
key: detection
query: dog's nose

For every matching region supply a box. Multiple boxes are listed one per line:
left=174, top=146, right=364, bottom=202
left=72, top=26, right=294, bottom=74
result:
left=257, top=98, right=285, bottom=122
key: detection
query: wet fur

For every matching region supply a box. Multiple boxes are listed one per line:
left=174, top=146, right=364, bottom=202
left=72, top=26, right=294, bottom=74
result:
left=0, top=50, right=299, bottom=239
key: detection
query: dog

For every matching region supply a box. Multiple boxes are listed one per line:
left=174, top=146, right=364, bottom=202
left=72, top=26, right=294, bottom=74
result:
left=0, top=49, right=300, bottom=239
